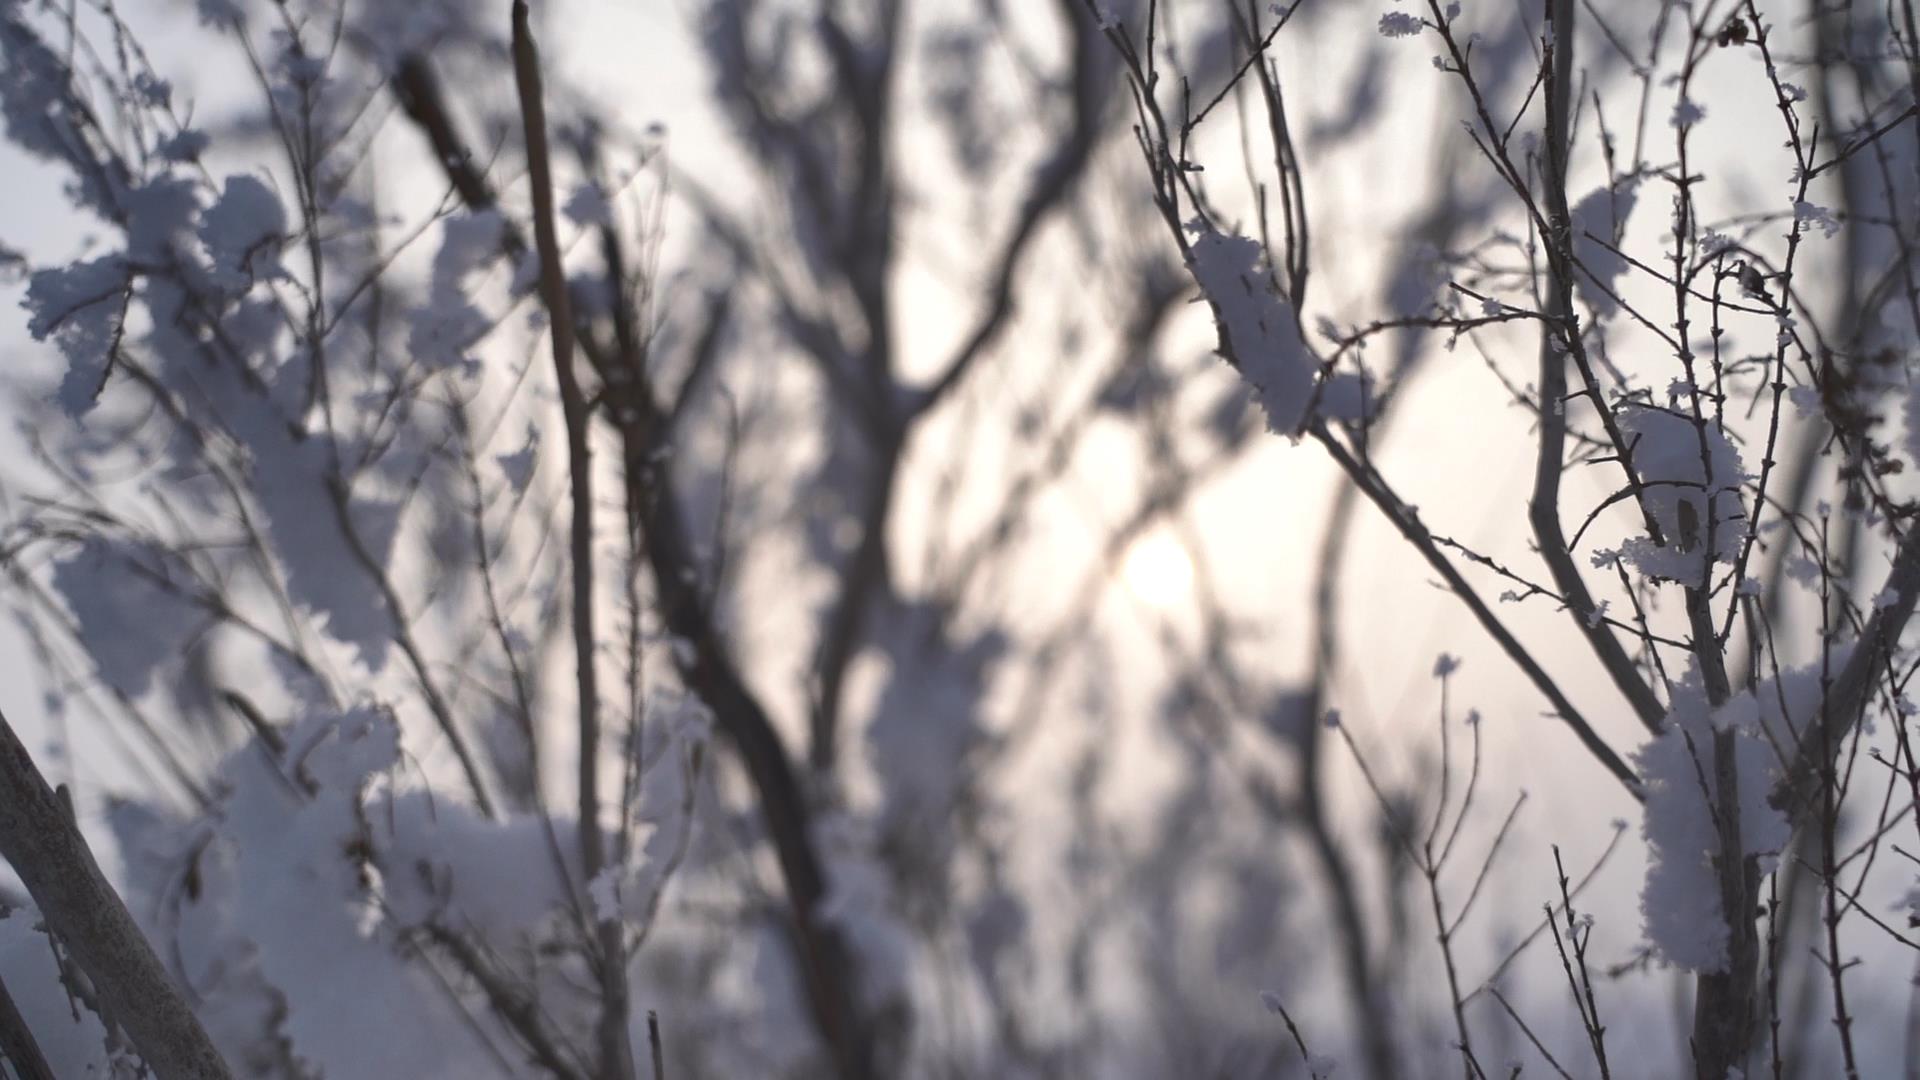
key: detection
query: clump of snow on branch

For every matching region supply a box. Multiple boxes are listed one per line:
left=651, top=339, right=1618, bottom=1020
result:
left=247, top=434, right=403, bottom=670
left=104, top=705, right=696, bottom=1076
left=22, top=255, right=132, bottom=416
left=51, top=538, right=206, bottom=698
left=1185, top=226, right=1368, bottom=435
left=199, top=174, right=286, bottom=292
left=1612, top=406, right=1747, bottom=585
left=1637, top=659, right=1832, bottom=971
left=113, top=708, right=477, bottom=1077
left=1377, top=12, right=1422, bottom=38
left=494, top=425, right=540, bottom=493
left=1569, top=180, right=1638, bottom=317
left=409, top=209, right=506, bottom=370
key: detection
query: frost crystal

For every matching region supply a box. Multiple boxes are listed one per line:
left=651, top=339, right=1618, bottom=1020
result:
left=1793, top=200, right=1840, bottom=239
left=1378, top=12, right=1422, bottom=37
left=1700, top=230, right=1736, bottom=257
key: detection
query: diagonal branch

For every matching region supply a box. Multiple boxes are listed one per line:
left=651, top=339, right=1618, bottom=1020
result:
left=0, top=706, right=233, bottom=1080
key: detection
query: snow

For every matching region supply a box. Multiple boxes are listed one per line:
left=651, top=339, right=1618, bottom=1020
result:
left=409, top=210, right=506, bottom=370
left=198, top=174, right=286, bottom=291
left=494, top=426, right=540, bottom=493
left=51, top=538, right=206, bottom=698
left=1377, top=12, right=1422, bottom=38
left=105, top=704, right=704, bottom=1077
left=1569, top=180, right=1638, bottom=317
left=1615, top=405, right=1748, bottom=586
left=22, top=256, right=131, bottom=415
left=1793, top=201, right=1840, bottom=240
left=563, top=182, right=613, bottom=228
left=1637, top=658, right=1835, bottom=971
left=1186, top=226, right=1370, bottom=435
left=245, top=430, right=402, bottom=670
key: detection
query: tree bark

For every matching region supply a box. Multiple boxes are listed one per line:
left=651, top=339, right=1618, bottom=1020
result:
left=0, top=707, right=232, bottom=1079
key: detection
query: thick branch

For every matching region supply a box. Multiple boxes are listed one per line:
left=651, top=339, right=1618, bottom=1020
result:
left=1776, top=522, right=1920, bottom=817
left=0, top=708, right=232, bottom=1079
left=1530, top=0, right=1666, bottom=733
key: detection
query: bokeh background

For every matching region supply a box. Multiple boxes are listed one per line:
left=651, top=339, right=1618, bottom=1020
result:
left=0, top=0, right=1914, bottom=1076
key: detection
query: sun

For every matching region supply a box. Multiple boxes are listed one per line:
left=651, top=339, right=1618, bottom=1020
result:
left=1121, top=533, right=1196, bottom=609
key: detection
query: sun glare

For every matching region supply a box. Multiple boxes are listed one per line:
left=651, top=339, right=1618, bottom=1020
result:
left=1121, top=533, right=1196, bottom=609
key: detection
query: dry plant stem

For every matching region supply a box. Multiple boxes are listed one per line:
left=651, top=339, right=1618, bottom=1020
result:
left=1779, top=523, right=1920, bottom=820
left=1765, top=868, right=1784, bottom=1080
left=424, top=922, right=591, bottom=1080
left=1742, top=519, right=1920, bottom=1071
left=1305, top=478, right=1399, bottom=1080
left=1425, top=867, right=1476, bottom=1080
left=1694, top=716, right=1761, bottom=1080
left=0, top=11, right=495, bottom=816
left=0, top=707, right=233, bottom=1079
left=1531, top=0, right=1666, bottom=734
left=1488, top=988, right=1575, bottom=1080
left=509, top=7, right=632, bottom=1079
left=625, top=433, right=875, bottom=1080
left=1553, top=846, right=1612, bottom=1077
left=1268, top=996, right=1320, bottom=1076
left=328, top=478, right=499, bottom=818
left=1466, top=824, right=1628, bottom=1000
left=1814, top=553, right=1861, bottom=1079
left=1425, top=0, right=1669, bottom=555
